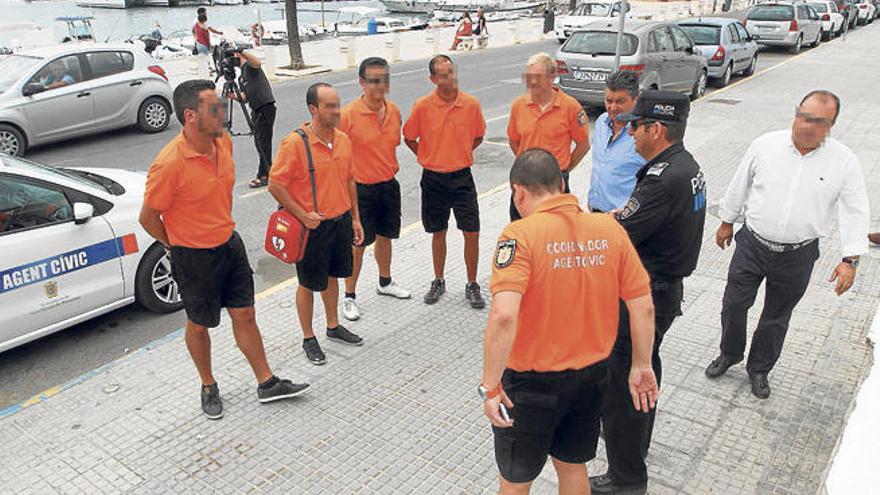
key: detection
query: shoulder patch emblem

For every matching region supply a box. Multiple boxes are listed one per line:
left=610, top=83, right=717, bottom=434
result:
left=646, top=162, right=669, bottom=177
left=619, top=197, right=640, bottom=220
left=577, top=110, right=587, bottom=127
left=494, top=240, right=517, bottom=268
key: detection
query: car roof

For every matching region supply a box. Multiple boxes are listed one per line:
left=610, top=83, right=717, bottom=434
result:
left=679, top=17, right=741, bottom=26
left=18, top=43, right=141, bottom=60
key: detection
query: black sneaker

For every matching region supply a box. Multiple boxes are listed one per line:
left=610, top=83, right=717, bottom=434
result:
left=326, top=325, right=364, bottom=346
left=749, top=372, right=771, bottom=399
left=589, top=473, right=646, bottom=495
left=465, top=282, right=486, bottom=309
left=424, top=279, right=446, bottom=304
left=257, top=378, right=311, bottom=403
left=201, top=383, right=223, bottom=420
left=303, top=338, right=327, bottom=365
left=705, top=354, right=742, bottom=379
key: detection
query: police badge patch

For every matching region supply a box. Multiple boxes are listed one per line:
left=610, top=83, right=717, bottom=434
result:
left=646, top=162, right=669, bottom=176
left=577, top=110, right=587, bottom=126
left=619, top=197, right=640, bottom=220
left=494, top=240, right=517, bottom=268
left=44, top=281, right=59, bottom=299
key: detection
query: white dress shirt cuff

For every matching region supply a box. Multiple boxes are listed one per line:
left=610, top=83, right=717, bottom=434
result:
left=841, top=241, right=869, bottom=258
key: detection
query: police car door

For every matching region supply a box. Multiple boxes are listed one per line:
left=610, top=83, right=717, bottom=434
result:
left=0, top=174, right=121, bottom=349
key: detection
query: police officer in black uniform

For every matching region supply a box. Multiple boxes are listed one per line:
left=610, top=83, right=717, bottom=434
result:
left=590, top=91, right=706, bottom=495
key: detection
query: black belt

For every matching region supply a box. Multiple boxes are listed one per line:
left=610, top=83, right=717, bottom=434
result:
left=746, top=225, right=817, bottom=253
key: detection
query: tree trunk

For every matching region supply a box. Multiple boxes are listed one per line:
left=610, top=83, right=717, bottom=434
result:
left=286, top=0, right=305, bottom=70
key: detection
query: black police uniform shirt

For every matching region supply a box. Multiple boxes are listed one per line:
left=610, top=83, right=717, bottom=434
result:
left=618, top=142, right=706, bottom=280
left=238, top=62, right=275, bottom=111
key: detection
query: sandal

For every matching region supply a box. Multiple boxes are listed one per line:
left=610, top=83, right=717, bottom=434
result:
left=249, top=177, right=268, bottom=188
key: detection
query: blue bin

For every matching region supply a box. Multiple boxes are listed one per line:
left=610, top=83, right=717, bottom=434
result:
left=367, top=17, right=378, bottom=35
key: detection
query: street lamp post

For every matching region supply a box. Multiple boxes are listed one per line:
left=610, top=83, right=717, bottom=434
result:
left=613, top=0, right=629, bottom=70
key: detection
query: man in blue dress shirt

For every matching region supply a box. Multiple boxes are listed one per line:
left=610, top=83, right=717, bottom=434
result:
left=587, top=71, right=645, bottom=213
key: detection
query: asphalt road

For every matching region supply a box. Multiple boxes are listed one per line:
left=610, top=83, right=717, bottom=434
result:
left=0, top=37, right=808, bottom=408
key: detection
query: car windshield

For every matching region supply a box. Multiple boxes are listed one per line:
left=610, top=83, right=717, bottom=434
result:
left=678, top=24, right=721, bottom=44
left=572, top=3, right=612, bottom=16
left=808, top=2, right=829, bottom=11
left=748, top=5, right=795, bottom=21
left=0, top=55, right=42, bottom=93
left=563, top=30, right=638, bottom=56
left=0, top=155, right=108, bottom=193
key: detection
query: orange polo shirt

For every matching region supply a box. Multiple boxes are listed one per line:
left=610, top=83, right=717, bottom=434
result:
left=144, top=132, right=235, bottom=249
left=402, top=90, right=486, bottom=173
left=339, top=96, right=401, bottom=185
left=490, top=194, right=651, bottom=372
left=507, top=89, right=589, bottom=171
left=269, top=124, right=354, bottom=219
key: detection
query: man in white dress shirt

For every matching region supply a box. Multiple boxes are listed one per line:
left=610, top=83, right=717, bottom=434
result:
left=705, top=90, right=870, bottom=399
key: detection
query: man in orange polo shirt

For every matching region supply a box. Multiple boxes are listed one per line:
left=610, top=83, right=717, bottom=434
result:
left=268, top=82, right=365, bottom=366
left=338, top=57, right=411, bottom=322
left=140, top=80, right=309, bottom=420
left=480, top=149, right=658, bottom=494
left=507, top=53, right=590, bottom=221
left=403, top=54, right=487, bottom=309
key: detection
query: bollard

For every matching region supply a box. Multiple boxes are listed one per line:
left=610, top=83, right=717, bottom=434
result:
left=508, top=21, right=520, bottom=45
left=339, top=37, right=356, bottom=69
left=385, top=32, right=401, bottom=62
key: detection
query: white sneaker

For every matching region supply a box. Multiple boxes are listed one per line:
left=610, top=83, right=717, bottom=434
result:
left=342, top=297, right=360, bottom=321
left=376, top=281, right=411, bottom=299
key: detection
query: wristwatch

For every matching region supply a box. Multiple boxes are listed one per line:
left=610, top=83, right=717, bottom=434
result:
left=478, top=383, right=502, bottom=401
left=842, top=257, right=860, bottom=269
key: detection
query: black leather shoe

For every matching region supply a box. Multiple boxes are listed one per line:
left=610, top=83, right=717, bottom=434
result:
left=705, top=354, right=741, bottom=378
left=749, top=372, right=771, bottom=399
left=589, top=473, right=647, bottom=495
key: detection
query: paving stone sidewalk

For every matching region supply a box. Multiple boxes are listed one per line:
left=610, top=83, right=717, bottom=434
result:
left=1, top=24, right=879, bottom=495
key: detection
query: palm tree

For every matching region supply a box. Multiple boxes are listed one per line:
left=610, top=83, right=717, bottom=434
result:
left=285, top=0, right=305, bottom=70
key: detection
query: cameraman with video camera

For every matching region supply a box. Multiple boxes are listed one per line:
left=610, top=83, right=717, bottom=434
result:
left=230, top=48, right=276, bottom=189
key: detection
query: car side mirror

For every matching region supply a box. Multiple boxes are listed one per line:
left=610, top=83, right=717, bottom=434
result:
left=22, top=82, right=45, bottom=97
left=686, top=46, right=695, bottom=55
left=73, top=202, right=94, bottom=225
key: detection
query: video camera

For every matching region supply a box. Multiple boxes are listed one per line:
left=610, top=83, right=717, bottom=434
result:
left=211, top=40, right=253, bottom=81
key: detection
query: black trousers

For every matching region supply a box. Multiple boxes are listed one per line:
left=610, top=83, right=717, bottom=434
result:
left=719, top=227, right=819, bottom=374
left=601, top=279, right=682, bottom=486
left=252, top=103, right=276, bottom=179
left=509, top=171, right=570, bottom=221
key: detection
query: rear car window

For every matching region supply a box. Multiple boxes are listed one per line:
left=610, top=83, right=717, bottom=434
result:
left=563, top=31, right=639, bottom=56
left=85, top=51, right=135, bottom=79
left=808, top=2, right=829, bottom=12
left=678, top=24, right=721, bottom=45
left=748, top=5, right=795, bottom=20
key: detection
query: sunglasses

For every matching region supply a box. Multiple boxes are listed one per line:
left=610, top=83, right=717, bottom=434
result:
left=795, top=108, right=833, bottom=127
left=630, top=119, right=665, bottom=130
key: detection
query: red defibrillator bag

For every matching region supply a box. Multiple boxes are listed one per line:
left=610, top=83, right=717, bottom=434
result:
left=264, top=129, right=317, bottom=264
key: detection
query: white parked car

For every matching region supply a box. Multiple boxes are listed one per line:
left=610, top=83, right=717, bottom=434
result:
left=555, top=1, right=635, bottom=42
left=808, top=0, right=845, bottom=38
left=0, top=155, right=182, bottom=353
left=855, top=0, right=876, bottom=24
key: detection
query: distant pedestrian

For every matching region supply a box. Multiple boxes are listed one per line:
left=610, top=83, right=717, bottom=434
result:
left=268, top=83, right=366, bottom=366
left=451, top=12, right=473, bottom=50
left=587, top=70, right=646, bottom=213
left=230, top=49, right=276, bottom=189
left=193, top=7, right=223, bottom=55
left=507, top=53, right=590, bottom=220
left=403, top=55, right=487, bottom=309
left=706, top=90, right=870, bottom=399
left=481, top=148, right=658, bottom=495
left=140, top=80, right=309, bottom=420
left=543, top=4, right=555, bottom=34
left=474, top=7, right=488, bottom=37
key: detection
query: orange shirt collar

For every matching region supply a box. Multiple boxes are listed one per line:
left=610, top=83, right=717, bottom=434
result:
left=533, top=193, right=581, bottom=215
left=177, top=131, right=226, bottom=159
left=430, top=89, right=463, bottom=108
left=354, top=95, right=388, bottom=115
left=526, top=88, right=563, bottom=109
left=300, top=122, right=342, bottom=152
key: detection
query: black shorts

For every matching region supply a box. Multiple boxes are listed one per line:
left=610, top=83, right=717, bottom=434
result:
left=296, top=212, right=353, bottom=292
left=170, top=231, right=255, bottom=328
left=420, top=168, right=480, bottom=233
left=493, top=363, right=607, bottom=484
left=357, top=178, right=402, bottom=247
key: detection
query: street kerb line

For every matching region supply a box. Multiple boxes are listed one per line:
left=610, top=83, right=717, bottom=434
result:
left=0, top=45, right=807, bottom=420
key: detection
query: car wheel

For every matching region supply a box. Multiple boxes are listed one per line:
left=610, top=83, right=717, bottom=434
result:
left=690, top=70, right=707, bottom=101
left=135, top=242, right=184, bottom=313
left=713, top=63, right=733, bottom=88
left=137, top=96, right=171, bottom=134
left=821, top=29, right=831, bottom=41
left=0, top=124, right=26, bottom=157
left=743, top=54, right=758, bottom=76
left=810, top=31, right=821, bottom=47
left=789, top=35, right=802, bottom=54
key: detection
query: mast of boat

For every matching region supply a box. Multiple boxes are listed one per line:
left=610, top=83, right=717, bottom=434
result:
left=612, top=0, right=629, bottom=70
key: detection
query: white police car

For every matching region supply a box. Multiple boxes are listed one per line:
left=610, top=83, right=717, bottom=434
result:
left=0, top=154, right=181, bottom=353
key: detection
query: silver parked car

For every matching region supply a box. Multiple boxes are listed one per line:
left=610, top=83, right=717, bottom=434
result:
left=678, top=17, right=759, bottom=87
left=555, top=20, right=709, bottom=108
left=745, top=2, right=822, bottom=53
left=0, top=43, right=173, bottom=157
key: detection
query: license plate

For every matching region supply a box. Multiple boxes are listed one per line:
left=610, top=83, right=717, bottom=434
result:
left=572, top=70, right=607, bottom=82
